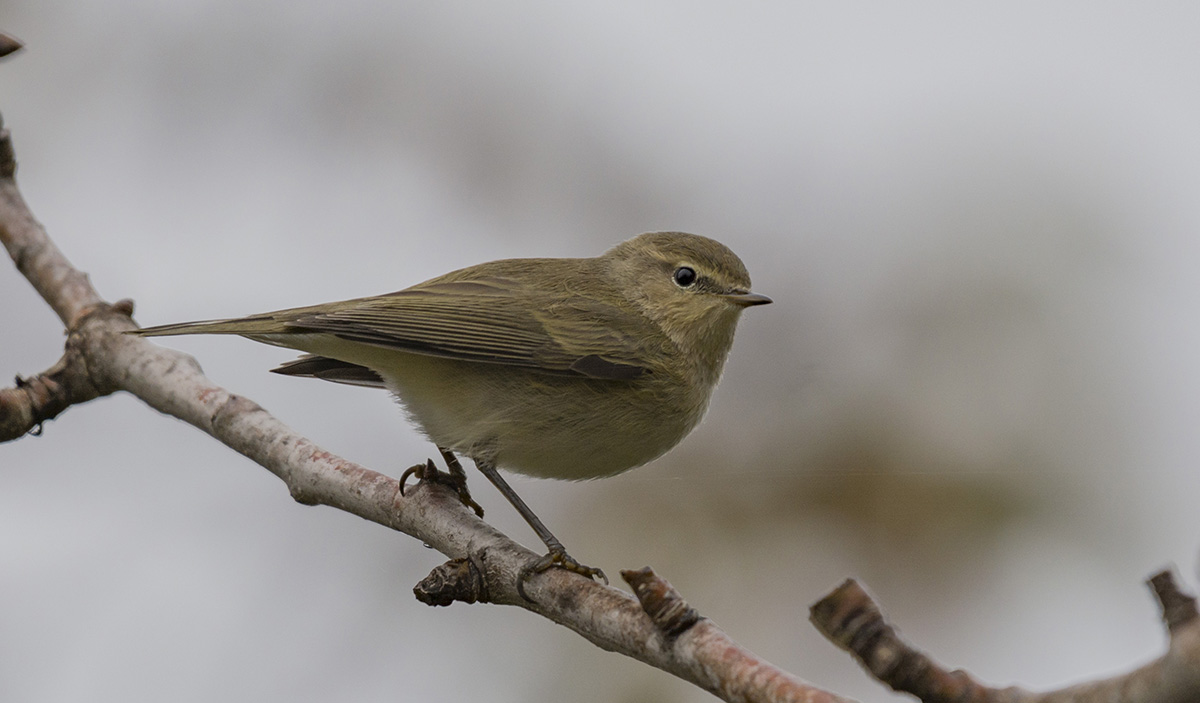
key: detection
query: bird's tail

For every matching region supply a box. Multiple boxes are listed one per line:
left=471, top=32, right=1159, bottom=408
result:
left=129, top=315, right=290, bottom=338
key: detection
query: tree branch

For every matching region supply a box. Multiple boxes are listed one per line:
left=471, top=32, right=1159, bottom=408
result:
left=810, top=571, right=1200, bottom=703
left=0, top=300, right=131, bottom=440
left=627, top=568, right=857, bottom=703
left=0, top=106, right=847, bottom=702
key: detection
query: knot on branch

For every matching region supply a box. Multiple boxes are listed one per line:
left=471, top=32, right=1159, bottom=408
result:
left=415, top=555, right=489, bottom=606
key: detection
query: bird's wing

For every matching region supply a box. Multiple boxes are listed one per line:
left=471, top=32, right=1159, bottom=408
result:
left=276, top=277, right=657, bottom=380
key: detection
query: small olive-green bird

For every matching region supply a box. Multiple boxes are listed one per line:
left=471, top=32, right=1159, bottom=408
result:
left=133, top=231, right=770, bottom=596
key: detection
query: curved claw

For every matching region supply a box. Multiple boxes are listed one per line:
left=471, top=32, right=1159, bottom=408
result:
left=398, top=459, right=436, bottom=497
left=398, top=458, right=485, bottom=518
left=516, top=548, right=608, bottom=601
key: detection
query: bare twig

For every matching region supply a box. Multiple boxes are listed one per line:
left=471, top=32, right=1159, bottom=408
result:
left=0, top=33, right=22, bottom=59
left=1150, top=570, right=1199, bottom=634
left=0, top=113, right=104, bottom=326
left=810, top=572, right=1200, bottom=703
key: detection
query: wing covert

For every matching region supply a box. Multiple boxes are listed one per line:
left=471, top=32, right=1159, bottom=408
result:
left=282, top=277, right=656, bottom=380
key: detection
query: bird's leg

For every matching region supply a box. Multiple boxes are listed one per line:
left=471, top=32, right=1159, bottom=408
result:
left=398, top=448, right=484, bottom=518
left=473, top=459, right=608, bottom=601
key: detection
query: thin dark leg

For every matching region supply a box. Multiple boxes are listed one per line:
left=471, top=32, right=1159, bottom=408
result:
left=473, top=459, right=607, bottom=600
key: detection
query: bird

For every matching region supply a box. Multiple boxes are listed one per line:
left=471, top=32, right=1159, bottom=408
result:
left=131, top=231, right=771, bottom=597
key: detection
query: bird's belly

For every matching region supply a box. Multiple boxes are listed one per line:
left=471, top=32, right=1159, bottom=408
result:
left=258, top=335, right=709, bottom=481
left=377, top=355, right=706, bottom=481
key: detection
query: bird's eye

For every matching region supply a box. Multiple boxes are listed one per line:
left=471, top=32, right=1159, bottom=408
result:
left=673, top=266, right=697, bottom=288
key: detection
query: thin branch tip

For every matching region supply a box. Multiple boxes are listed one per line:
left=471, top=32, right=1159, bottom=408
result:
left=811, top=578, right=1012, bottom=702
left=0, top=33, right=22, bottom=58
left=0, top=121, right=14, bottom=178
left=1149, top=569, right=1199, bottom=633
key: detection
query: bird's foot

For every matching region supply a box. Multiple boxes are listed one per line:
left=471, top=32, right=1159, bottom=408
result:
left=399, top=458, right=485, bottom=518
left=517, top=546, right=608, bottom=601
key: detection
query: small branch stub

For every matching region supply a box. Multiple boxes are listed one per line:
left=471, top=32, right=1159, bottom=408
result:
left=622, top=567, right=702, bottom=639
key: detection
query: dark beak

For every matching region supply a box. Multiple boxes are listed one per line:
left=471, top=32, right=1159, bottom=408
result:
left=722, top=292, right=773, bottom=307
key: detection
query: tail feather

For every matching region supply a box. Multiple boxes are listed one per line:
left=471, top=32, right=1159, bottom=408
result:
left=271, top=354, right=386, bottom=388
left=130, top=315, right=291, bottom=338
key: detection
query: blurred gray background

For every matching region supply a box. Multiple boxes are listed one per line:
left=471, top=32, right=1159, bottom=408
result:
left=3, top=3, right=1199, bottom=702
